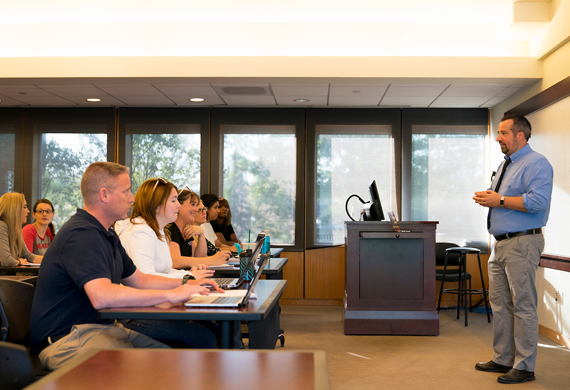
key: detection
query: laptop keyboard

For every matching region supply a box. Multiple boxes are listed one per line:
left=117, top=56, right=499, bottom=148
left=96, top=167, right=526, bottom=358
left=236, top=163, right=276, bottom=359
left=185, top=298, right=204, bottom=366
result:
left=214, top=278, right=236, bottom=285
left=213, top=296, right=241, bottom=304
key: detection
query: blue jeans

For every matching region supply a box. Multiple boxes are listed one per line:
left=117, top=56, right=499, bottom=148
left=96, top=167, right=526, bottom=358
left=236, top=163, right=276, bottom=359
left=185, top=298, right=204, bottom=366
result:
left=119, top=319, right=217, bottom=349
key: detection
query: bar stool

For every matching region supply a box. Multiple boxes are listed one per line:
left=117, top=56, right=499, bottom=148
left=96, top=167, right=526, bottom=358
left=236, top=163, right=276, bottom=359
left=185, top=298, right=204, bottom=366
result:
left=437, top=247, right=491, bottom=326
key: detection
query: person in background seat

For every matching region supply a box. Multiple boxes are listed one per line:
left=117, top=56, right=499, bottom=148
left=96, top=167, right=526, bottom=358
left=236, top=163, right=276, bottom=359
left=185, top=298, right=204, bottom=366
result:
left=22, top=198, right=55, bottom=255
left=0, top=192, right=42, bottom=266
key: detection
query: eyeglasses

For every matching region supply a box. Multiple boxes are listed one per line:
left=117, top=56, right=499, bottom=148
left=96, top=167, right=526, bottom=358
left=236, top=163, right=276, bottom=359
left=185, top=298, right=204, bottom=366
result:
left=197, top=207, right=207, bottom=213
left=178, top=186, right=192, bottom=195
left=35, top=209, right=53, bottom=215
left=151, top=177, right=169, bottom=195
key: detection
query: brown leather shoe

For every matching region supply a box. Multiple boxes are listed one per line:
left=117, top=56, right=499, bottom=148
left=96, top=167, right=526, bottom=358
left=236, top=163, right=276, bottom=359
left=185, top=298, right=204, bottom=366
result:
left=497, top=369, right=535, bottom=384
left=475, top=360, right=512, bottom=373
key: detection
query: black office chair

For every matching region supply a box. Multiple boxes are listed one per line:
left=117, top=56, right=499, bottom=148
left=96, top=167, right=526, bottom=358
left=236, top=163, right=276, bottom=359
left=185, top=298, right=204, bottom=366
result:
left=0, top=279, right=49, bottom=377
left=435, top=242, right=472, bottom=312
left=0, top=341, right=36, bottom=390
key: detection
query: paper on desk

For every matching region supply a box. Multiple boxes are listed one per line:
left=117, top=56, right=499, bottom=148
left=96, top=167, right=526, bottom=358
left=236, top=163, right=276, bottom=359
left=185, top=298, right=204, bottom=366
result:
left=20, top=263, right=40, bottom=267
left=207, top=264, right=237, bottom=269
left=192, top=290, right=257, bottom=299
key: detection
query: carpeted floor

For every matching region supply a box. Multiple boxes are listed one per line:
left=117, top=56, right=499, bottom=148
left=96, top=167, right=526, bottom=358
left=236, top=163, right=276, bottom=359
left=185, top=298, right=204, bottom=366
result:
left=278, top=306, right=570, bottom=390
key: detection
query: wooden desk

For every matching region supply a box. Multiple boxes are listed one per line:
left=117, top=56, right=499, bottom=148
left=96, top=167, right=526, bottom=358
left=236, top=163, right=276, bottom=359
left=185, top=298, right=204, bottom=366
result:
left=0, top=275, right=38, bottom=284
left=213, top=257, right=288, bottom=280
left=24, top=349, right=330, bottom=390
left=270, top=247, right=284, bottom=257
left=99, top=280, right=287, bottom=349
left=0, top=266, right=40, bottom=275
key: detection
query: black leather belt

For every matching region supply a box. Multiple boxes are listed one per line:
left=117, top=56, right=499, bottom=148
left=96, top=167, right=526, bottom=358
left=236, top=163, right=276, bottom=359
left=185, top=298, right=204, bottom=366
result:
left=36, top=332, right=68, bottom=353
left=494, top=228, right=542, bottom=242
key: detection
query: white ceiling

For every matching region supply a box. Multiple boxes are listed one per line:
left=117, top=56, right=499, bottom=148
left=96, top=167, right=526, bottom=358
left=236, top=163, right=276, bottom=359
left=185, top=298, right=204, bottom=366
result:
left=0, top=79, right=538, bottom=108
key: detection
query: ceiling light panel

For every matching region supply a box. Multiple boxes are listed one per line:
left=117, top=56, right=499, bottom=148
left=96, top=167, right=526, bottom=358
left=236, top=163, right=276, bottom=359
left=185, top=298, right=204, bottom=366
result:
left=169, top=95, right=225, bottom=105
left=271, top=85, right=329, bottom=96
left=275, top=96, right=327, bottom=105
left=329, top=86, right=388, bottom=97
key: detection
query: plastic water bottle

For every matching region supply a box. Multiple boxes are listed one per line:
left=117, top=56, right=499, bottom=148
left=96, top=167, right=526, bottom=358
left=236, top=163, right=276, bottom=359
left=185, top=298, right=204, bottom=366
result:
left=263, top=230, right=271, bottom=254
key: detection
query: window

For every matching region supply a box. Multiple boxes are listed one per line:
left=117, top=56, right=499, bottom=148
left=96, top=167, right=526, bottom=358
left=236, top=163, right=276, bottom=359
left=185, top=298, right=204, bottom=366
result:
left=25, top=108, right=115, bottom=229
left=316, top=126, right=397, bottom=245
left=39, top=132, right=108, bottom=227
left=222, top=127, right=296, bottom=245
left=118, top=108, right=209, bottom=196
left=410, top=125, right=488, bottom=248
left=125, top=126, right=201, bottom=194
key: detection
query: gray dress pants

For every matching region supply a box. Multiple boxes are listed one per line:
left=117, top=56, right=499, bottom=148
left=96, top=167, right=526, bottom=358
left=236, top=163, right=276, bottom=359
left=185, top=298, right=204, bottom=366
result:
left=488, top=233, right=544, bottom=372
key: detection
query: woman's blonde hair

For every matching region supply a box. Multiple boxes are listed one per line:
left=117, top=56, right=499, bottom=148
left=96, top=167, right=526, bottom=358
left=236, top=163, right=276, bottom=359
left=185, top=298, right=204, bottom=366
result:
left=0, top=192, right=26, bottom=258
left=130, top=178, right=177, bottom=242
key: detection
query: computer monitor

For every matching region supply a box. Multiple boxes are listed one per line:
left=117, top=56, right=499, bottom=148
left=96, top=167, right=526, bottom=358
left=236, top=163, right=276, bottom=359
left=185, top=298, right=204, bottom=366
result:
left=364, top=180, right=385, bottom=221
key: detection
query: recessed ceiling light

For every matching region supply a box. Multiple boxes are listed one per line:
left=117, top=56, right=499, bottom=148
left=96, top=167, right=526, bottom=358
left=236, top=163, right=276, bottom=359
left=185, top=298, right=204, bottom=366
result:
left=189, top=97, right=205, bottom=102
left=294, top=99, right=310, bottom=103
left=86, top=98, right=101, bottom=102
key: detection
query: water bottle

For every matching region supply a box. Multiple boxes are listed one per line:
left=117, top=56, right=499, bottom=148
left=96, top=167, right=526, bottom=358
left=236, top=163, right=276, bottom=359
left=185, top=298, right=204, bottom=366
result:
left=239, top=249, right=254, bottom=281
left=264, top=230, right=271, bottom=254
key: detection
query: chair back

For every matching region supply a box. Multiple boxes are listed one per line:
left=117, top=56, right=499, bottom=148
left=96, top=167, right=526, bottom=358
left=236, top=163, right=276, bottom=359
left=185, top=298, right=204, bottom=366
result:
left=0, top=341, right=36, bottom=390
left=0, top=280, right=35, bottom=344
left=435, top=242, right=461, bottom=267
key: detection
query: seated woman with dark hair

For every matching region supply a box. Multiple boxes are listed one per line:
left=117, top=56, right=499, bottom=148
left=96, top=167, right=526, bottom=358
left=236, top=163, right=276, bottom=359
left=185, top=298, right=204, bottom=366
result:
left=165, top=188, right=230, bottom=268
left=192, top=199, right=230, bottom=256
left=200, top=194, right=235, bottom=251
left=1, top=192, right=42, bottom=266
left=22, top=198, right=56, bottom=255
left=210, top=197, right=241, bottom=247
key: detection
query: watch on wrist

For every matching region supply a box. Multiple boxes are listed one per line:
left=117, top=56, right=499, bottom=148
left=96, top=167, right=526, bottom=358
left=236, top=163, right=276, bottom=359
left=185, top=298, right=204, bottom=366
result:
left=182, top=274, right=195, bottom=285
left=500, top=196, right=505, bottom=208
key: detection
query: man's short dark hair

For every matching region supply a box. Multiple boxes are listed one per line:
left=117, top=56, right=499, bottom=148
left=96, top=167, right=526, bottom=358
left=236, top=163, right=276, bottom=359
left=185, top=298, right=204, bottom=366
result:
left=501, top=114, right=532, bottom=141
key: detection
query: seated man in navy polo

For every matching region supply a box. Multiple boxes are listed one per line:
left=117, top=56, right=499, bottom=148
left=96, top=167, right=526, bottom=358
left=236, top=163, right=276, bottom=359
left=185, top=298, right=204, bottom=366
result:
left=30, top=162, right=223, bottom=370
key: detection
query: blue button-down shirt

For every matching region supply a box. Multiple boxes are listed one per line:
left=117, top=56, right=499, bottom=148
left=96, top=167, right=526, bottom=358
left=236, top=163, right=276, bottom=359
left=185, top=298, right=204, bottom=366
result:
left=488, top=144, right=553, bottom=236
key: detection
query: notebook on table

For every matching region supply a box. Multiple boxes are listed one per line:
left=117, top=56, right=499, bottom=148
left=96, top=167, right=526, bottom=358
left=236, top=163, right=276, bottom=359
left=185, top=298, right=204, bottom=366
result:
left=212, top=233, right=265, bottom=289
left=185, top=249, right=269, bottom=308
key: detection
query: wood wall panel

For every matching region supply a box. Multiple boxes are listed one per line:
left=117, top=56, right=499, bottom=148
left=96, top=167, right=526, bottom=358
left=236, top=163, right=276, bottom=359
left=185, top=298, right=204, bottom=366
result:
left=305, top=246, right=345, bottom=299
left=281, top=252, right=304, bottom=299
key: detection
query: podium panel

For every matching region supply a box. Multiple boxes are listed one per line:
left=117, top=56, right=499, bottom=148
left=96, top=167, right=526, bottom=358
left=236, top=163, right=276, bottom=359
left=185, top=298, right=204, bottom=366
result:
left=343, top=221, right=439, bottom=335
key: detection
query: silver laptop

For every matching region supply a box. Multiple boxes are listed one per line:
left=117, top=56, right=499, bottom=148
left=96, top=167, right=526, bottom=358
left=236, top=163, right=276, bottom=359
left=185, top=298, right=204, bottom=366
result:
left=212, top=233, right=265, bottom=289
left=186, top=239, right=267, bottom=308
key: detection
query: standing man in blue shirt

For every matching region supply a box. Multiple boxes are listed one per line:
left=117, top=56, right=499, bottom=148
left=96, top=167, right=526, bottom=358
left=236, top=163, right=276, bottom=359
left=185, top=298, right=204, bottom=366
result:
left=473, top=114, right=553, bottom=384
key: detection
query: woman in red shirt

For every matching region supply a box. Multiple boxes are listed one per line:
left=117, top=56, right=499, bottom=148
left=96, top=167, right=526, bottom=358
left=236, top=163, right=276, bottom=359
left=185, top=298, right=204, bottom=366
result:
left=22, top=198, right=55, bottom=255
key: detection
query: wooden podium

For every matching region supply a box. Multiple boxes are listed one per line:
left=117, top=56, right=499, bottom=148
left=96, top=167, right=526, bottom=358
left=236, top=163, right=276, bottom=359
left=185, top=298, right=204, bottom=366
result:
left=343, top=221, right=439, bottom=336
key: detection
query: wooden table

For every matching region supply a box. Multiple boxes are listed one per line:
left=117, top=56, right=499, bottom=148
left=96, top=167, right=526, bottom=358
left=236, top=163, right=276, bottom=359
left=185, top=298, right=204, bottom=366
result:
left=213, top=257, right=288, bottom=280
left=0, top=275, right=38, bottom=284
left=24, top=349, right=330, bottom=390
left=0, top=266, right=40, bottom=275
left=99, top=280, right=287, bottom=349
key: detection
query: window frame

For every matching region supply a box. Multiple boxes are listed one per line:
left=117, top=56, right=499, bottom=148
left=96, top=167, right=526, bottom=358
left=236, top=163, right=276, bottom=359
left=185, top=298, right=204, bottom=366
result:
left=306, top=108, right=402, bottom=249
left=210, top=108, right=306, bottom=251
left=0, top=108, right=24, bottom=193
left=23, top=108, right=116, bottom=213
left=117, top=108, right=210, bottom=195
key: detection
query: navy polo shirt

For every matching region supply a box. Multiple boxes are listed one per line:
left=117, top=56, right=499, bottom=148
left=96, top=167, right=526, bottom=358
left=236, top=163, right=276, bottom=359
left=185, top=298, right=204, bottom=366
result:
left=30, top=209, right=137, bottom=346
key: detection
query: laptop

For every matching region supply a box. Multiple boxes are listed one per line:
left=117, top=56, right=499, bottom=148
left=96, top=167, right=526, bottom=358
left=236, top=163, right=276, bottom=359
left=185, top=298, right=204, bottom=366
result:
left=185, top=247, right=269, bottom=308
left=212, top=233, right=265, bottom=289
